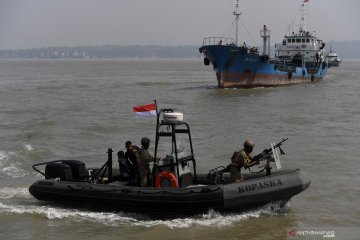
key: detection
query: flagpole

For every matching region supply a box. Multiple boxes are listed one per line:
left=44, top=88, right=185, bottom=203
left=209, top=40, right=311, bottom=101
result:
left=154, top=99, right=159, bottom=164
left=154, top=99, right=159, bottom=127
left=154, top=99, right=158, bottom=116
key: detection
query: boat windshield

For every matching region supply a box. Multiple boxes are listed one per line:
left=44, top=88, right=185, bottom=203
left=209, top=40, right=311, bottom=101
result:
left=156, top=136, right=192, bottom=160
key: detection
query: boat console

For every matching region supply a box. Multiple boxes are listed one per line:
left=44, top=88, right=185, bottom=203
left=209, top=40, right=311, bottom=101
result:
left=152, top=108, right=197, bottom=187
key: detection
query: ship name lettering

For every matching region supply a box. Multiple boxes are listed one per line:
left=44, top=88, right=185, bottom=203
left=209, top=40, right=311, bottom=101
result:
left=244, top=58, right=257, bottom=62
left=238, top=179, right=282, bottom=193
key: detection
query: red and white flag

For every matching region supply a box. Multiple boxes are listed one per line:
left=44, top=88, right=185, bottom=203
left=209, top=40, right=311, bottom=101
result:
left=133, top=103, right=157, bottom=117
left=304, top=0, right=309, bottom=2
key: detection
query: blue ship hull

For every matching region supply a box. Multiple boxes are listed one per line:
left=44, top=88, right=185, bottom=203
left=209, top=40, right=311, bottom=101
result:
left=199, top=45, right=327, bottom=88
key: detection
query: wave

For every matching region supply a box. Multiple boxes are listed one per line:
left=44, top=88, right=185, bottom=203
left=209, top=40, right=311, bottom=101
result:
left=24, top=144, right=33, bottom=151
left=0, top=187, right=32, bottom=199
left=130, top=203, right=288, bottom=229
left=0, top=150, right=28, bottom=178
left=0, top=144, right=50, bottom=178
left=0, top=198, right=288, bottom=228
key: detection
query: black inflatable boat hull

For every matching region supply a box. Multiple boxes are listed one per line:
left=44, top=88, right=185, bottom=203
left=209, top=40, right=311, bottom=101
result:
left=29, top=169, right=310, bottom=217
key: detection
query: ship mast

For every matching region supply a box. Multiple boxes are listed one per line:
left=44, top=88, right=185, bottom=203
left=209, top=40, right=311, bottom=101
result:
left=260, top=25, right=271, bottom=56
left=233, top=0, right=241, bottom=46
left=299, top=1, right=307, bottom=34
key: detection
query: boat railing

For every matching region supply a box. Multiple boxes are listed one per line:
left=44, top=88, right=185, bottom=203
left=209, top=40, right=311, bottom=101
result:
left=202, top=37, right=236, bottom=46
left=32, top=160, right=64, bottom=179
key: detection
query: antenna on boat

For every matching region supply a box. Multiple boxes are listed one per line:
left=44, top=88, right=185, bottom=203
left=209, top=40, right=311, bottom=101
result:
left=329, top=41, right=333, bottom=53
left=233, top=0, right=241, bottom=46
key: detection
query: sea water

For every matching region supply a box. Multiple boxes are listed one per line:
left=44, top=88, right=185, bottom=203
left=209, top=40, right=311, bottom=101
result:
left=0, top=59, right=359, bottom=239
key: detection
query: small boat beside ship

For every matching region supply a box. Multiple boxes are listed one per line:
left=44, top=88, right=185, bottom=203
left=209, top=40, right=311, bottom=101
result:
left=29, top=104, right=311, bottom=218
left=327, top=43, right=341, bottom=67
left=199, top=0, right=328, bottom=88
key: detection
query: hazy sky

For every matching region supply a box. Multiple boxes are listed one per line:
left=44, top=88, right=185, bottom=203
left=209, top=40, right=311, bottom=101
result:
left=0, top=0, right=359, bottom=50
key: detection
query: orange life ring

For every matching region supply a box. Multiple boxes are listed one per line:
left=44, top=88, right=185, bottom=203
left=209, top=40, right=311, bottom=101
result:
left=155, top=171, right=179, bottom=188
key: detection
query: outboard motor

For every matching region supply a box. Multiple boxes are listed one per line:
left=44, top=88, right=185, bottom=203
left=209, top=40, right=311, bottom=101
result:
left=45, top=162, right=73, bottom=181
left=62, top=160, right=88, bottom=180
left=44, top=160, right=88, bottom=181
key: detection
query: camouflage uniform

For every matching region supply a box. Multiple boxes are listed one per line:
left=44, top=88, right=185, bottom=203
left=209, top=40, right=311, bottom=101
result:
left=136, top=147, right=154, bottom=187
left=124, top=147, right=139, bottom=186
left=229, top=149, right=253, bottom=182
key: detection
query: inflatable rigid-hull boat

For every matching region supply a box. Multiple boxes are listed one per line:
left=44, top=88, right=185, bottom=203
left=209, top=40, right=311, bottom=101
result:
left=29, top=169, right=310, bottom=217
left=29, top=106, right=311, bottom=217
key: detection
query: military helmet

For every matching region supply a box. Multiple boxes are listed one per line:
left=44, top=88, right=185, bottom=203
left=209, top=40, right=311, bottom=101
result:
left=244, top=139, right=255, bottom=148
left=244, top=139, right=255, bottom=153
left=141, top=137, right=150, bottom=146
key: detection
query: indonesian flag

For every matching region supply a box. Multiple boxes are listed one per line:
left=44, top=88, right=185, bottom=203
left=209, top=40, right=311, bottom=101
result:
left=133, top=103, right=157, bottom=117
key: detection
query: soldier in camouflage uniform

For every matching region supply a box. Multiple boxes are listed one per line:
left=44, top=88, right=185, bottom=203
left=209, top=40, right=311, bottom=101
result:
left=228, top=139, right=260, bottom=182
left=123, top=141, right=140, bottom=186
left=136, top=137, right=154, bottom=187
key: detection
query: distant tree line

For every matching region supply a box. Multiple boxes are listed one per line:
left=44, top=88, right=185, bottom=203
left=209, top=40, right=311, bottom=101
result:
left=0, top=45, right=201, bottom=59
left=0, top=41, right=359, bottom=59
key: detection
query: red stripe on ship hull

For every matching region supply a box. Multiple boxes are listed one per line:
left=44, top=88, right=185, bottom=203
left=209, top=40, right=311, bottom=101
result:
left=216, top=72, right=322, bottom=88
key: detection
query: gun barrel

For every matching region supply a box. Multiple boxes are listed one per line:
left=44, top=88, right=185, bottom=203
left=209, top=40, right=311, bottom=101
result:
left=274, top=138, right=288, bottom=147
left=254, top=138, right=288, bottom=161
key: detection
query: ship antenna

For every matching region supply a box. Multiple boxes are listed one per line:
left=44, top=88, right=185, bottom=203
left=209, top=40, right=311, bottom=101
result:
left=233, top=0, right=241, bottom=46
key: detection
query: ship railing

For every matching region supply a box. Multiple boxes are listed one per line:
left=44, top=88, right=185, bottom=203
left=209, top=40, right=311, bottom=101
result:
left=271, top=60, right=297, bottom=66
left=276, top=65, right=297, bottom=73
left=202, top=37, right=235, bottom=46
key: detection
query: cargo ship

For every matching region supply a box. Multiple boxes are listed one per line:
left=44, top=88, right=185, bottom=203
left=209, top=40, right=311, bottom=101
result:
left=199, top=0, right=328, bottom=88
